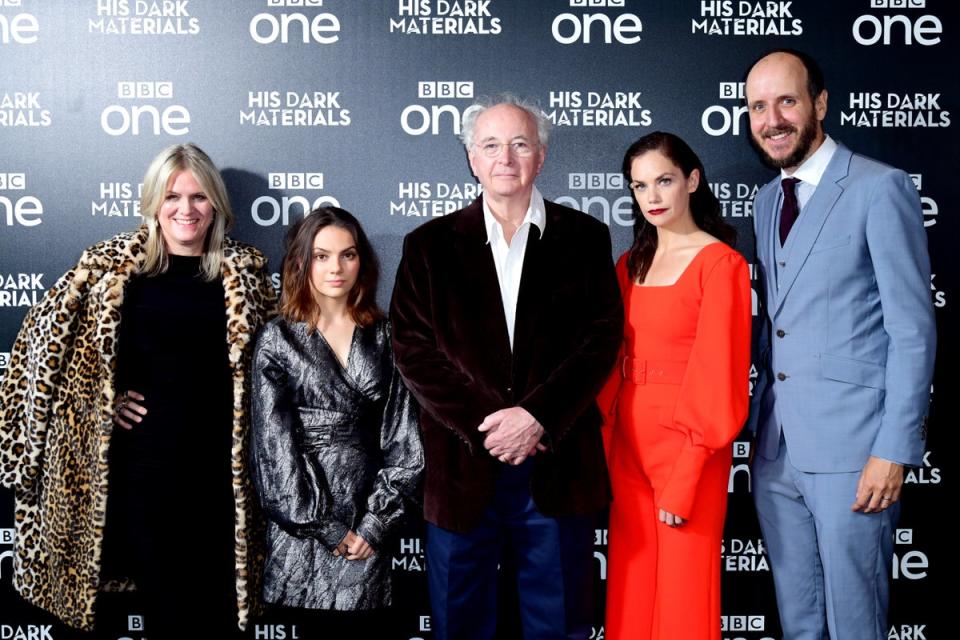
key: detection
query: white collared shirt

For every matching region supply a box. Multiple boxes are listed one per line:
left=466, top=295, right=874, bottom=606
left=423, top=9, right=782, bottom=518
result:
left=781, top=134, right=838, bottom=210
left=483, top=186, right=547, bottom=350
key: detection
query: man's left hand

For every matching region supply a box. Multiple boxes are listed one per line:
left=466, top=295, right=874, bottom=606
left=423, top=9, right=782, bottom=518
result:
left=852, top=456, right=904, bottom=513
left=479, top=407, right=545, bottom=465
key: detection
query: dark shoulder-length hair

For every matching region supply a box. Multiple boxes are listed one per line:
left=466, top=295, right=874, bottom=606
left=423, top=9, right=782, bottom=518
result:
left=279, top=206, right=383, bottom=329
left=622, top=131, right=737, bottom=283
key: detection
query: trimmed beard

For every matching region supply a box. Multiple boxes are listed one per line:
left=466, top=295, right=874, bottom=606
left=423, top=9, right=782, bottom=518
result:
left=751, top=115, right=821, bottom=170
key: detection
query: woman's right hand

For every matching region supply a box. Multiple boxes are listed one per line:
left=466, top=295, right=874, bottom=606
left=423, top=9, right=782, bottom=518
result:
left=114, top=390, right=147, bottom=430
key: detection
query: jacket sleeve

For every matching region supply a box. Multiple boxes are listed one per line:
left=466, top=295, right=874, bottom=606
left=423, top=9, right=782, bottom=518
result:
left=517, top=221, right=624, bottom=444
left=356, top=330, right=425, bottom=549
left=595, top=253, right=630, bottom=450
left=390, top=232, right=504, bottom=452
left=0, top=265, right=80, bottom=491
left=659, top=252, right=752, bottom=519
left=249, top=323, right=349, bottom=550
left=865, top=169, right=936, bottom=465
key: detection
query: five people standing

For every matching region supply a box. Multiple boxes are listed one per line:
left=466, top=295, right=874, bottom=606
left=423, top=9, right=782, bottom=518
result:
left=0, top=50, right=937, bottom=640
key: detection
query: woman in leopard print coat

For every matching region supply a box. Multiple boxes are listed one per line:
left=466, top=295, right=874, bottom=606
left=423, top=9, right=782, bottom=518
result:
left=0, top=144, right=276, bottom=632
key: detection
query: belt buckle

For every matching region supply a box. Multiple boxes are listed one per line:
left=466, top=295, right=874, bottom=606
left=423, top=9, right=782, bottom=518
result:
left=621, top=357, right=646, bottom=384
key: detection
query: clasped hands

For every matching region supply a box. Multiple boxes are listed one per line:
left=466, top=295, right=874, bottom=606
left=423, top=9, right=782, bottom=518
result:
left=478, top=407, right=546, bottom=466
left=333, top=530, right=374, bottom=561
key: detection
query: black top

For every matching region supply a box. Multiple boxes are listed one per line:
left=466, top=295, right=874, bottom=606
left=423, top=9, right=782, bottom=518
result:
left=113, top=255, right=233, bottom=471
left=104, top=255, right=236, bottom=593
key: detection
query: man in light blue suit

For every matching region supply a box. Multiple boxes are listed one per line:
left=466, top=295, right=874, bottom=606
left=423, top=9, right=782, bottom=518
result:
left=745, top=49, right=935, bottom=639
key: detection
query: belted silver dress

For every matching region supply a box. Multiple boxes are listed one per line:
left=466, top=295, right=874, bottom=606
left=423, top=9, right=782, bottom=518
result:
left=250, top=317, right=423, bottom=610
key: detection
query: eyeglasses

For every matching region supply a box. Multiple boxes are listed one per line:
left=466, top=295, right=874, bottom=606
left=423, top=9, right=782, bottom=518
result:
left=475, top=140, right=538, bottom=158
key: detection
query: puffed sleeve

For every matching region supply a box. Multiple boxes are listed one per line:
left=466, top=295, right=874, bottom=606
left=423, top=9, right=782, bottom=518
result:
left=596, top=253, right=630, bottom=450
left=356, top=326, right=424, bottom=550
left=249, top=321, right=349, bottom=550
left=658, top=251, right=752, bottom=519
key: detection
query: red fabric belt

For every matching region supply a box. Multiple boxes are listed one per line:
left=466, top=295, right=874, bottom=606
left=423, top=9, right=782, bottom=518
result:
left=621, top=356, right=686, bottom=385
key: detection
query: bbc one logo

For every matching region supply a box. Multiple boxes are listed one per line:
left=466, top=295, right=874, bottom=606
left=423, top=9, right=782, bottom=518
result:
left=408, top=615, right=433, bottom=640
left=251, top=172, right=339, bottom=226
left=892, top=528, right=928, bottom=580
left=401, top=80, right=477, bottom=136
left=593, top=528, right=608, bottom=581
left=730, top=440, right=752, bottom=493
left=100, top=81, right=190, bottom=137
left=910, top=174, right=940, bottom=228
left=250, top=0, right=340, bottom=45
left=551, top=0, right=643, bottom=45
left=0, top=0, right=39, bottom=45
left=702, top=82, right=748, bottom=137
left=555, top=172, right=633, bottom=229
left=721, top=615, right=773, bottom=640
left=852, top=0, right=942, bottom=46
left=1, top=172, right=42, bottom=227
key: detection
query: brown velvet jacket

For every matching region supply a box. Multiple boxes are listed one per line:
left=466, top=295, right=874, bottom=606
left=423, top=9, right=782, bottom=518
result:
left=390, top=196, right=623, bottom=532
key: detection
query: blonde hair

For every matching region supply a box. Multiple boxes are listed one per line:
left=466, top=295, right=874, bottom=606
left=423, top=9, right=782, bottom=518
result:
left=138, top=143, right=234, bottom=281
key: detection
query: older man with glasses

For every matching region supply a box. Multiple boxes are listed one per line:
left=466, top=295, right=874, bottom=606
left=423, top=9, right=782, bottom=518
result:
left=391, top=93, right=622, bottom=640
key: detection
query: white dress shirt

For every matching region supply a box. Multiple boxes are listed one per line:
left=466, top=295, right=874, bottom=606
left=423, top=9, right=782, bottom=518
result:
left=483, top=186, right=547, bottom=350
left=781, top=134, right=838, bottom=210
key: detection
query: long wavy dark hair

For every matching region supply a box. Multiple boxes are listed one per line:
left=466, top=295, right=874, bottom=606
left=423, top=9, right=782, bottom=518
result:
left=280, top=206, right=383, bottom=329
left=622, top=131, right=736, bottom=283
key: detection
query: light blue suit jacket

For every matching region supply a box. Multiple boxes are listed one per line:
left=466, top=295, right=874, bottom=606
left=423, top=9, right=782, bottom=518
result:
left=749, top=142, right=935, bottom=472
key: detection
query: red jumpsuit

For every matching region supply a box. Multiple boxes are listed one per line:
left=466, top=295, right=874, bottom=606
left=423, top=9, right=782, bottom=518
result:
left=599, top=243, right=752, bottom=640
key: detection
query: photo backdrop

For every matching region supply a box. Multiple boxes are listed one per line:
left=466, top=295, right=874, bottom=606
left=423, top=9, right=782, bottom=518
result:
left=1, top=1, right=953, bottom=638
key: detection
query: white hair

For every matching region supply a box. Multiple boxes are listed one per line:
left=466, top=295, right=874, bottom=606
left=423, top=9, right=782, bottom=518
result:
left=460, top=93, right=551, bottom=150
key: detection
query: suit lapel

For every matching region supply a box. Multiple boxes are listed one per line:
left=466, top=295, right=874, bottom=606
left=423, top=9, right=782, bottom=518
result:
left=452, top=198, right=513, bottom=363
left=755, top=184, right=778, bottom=320
left=773, top=145, right=852, bottom=316
left=512, top=210, right=551, bottom=373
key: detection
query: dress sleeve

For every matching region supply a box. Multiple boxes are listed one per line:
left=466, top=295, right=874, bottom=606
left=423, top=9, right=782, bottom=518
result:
left=249, top=323, right=349, bottom=550
left=356, top=330, right=425, bottom=549
left=658, top=252, right=752, bottom=519
left=596, top=253, right=630, bottom=451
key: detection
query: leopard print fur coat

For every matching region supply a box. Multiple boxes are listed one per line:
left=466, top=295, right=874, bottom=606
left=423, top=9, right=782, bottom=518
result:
left=0, top=227, right=276, bottom=630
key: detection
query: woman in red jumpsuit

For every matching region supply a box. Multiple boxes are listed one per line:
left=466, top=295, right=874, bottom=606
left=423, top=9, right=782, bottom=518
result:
left=600, top=132, right=752, bottom=639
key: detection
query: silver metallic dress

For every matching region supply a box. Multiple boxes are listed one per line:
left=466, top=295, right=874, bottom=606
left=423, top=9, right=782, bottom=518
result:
left=250, top=317, right=423, bottom=610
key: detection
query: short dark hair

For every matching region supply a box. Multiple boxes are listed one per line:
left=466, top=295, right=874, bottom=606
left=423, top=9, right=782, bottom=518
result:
left=745, top=48, right=826, bottom=101
left=279, top=206, right=383, bottom=329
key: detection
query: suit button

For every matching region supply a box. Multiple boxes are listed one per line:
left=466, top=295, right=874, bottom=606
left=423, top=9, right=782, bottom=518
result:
left=776, top=372, right=787, bottom=381
left=776, top=329, right=786, bottom=338
left=506, top=386, right=513, bottom=394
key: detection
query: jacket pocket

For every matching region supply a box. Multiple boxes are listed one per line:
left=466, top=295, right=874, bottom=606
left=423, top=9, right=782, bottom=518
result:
left=810, top=234, right=851, bottom=254
left=820, top=353, right=886, bottom=389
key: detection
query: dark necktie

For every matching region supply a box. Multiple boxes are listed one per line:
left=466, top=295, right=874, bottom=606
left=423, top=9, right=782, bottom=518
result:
left=779, top=177, right=801, bottom=245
